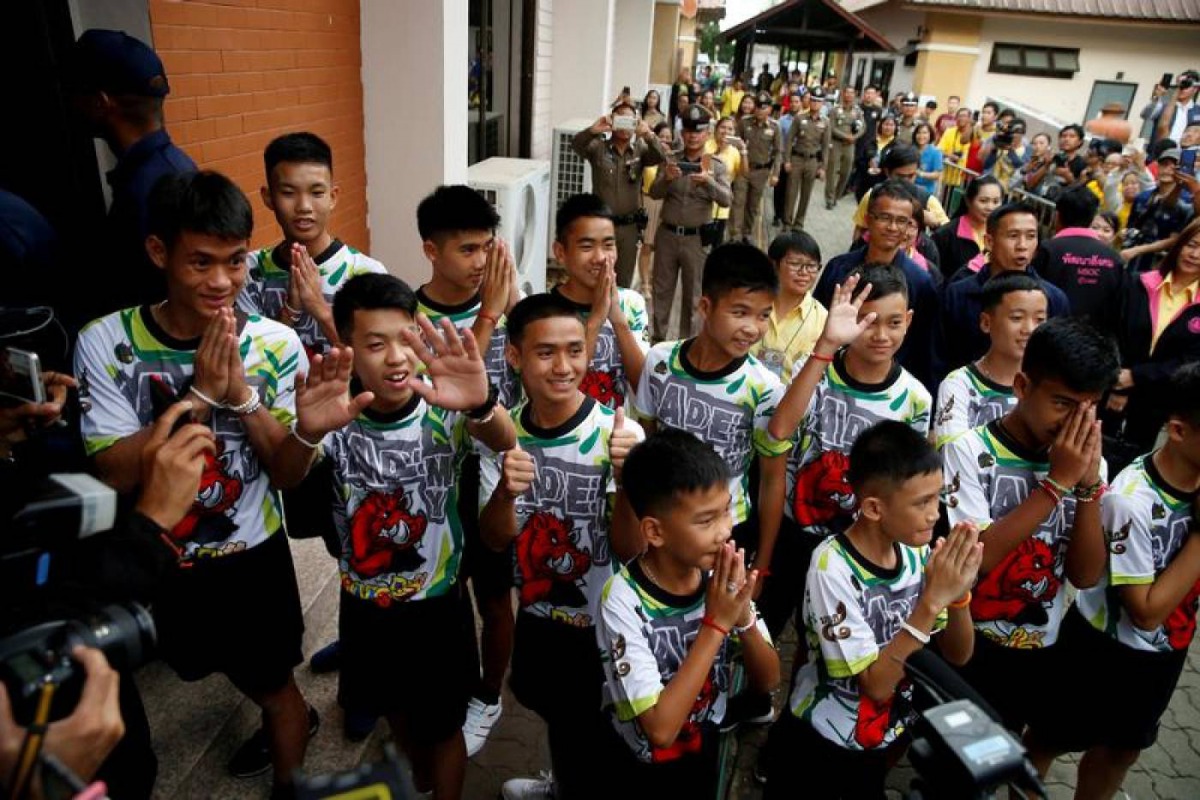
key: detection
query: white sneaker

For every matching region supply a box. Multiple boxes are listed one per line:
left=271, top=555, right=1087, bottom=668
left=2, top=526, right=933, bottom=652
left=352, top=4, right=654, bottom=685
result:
left=462, top=696, right=502, bottom=757
left=500, top=772, right=556, bottom=799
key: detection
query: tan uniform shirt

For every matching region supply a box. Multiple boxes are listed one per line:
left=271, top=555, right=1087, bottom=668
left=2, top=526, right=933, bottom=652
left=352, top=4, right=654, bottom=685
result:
left=572, top=129, right=669, bottom=215
left=894, top=115, right=924, bottom=146
left=829, top=105, right=865, bottom=146
left=740, top=116, right=783, bottom=180
left=648, top=150, right=733, bottom=227
left=785, top=113, right=832, bottom=162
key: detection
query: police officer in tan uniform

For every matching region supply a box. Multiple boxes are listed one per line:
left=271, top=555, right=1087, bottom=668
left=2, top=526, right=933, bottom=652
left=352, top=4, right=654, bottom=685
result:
left=572, top=100, right=669, bottom=287
left=825, top=86, right=865, bottom=209
left=648, top=105, right=732, bottom=341
left=783, top=87, right=830, bottom=230
left=894, top=92, right=923, bottom=145
left=729, top=91, right=781, bottom=245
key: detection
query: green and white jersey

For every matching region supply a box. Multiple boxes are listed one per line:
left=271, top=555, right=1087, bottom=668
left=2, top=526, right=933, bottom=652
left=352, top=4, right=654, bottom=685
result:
left=480, top=397, right=644, bottom=627
left=597, top=562, right=771, bottom=763
left=943, top=421, right=1104, bottom=649
left=415, top=287, right=521, bottom=409
left=933, top=364, right=1016, bottom=449
left=236, top=239, right=386, bottom=354
left=633, top=339, right=791, bottom=525
left=788, top=535, right=944, bottom=751
left=785, top=353, right=931, bottom=533
left=553, top=287, right=651, bottom=410
left=321, top=395, right=470, bottom=605
left=75, top=306, right=305, bottom=561
left=1076, top=455, right=1198, bottom=653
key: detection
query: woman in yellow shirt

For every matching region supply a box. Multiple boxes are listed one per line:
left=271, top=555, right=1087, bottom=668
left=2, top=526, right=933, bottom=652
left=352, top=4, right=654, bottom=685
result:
left=938, top=108, right=975, bottom=188
left=720, top=77, right=746, bottom=119
left=703, top=116, right=747, bottom=245
left=752, top=230, right=829, bottom=379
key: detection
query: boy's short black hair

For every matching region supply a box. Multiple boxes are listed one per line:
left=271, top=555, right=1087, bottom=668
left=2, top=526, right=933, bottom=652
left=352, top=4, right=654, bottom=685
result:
left=847, top=420, right=942, bottom=494
left=1055, top=185, right=1100, bottom=230
left=622, top=429, right=732, bottom=519
left=1021, top=317, right=1118, bottom=394
left=846, top=262, right=909, bottom=303
left=416, top=185, right=501, bottom=242
left=1164, top=363, right=1200, bottom=425
left=333, top=273, right=417, bottom=341
left=556, top=193, right=614, bottom=242
left=701, top=242, right=778, bottom=300
left=980, top=272, right=1046, bottom=312
left=982, top=101, right=1001, bottom=115
left=767, top=230, right=821, bottom=264
left=264, top=132, right=332, bottom=183
left=147, top=170, right=253, bottom=249
left=868, top=179, right=920, bottom=216
left=505, top=292, right=583, bottom=346
left=986, top=202, right=1038, bottom=235
left=881, top=144, right=920, bottom=171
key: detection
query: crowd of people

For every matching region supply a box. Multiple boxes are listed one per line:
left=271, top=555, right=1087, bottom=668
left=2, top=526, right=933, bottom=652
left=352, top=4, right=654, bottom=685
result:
left=1, top=33, right=1199, bottom=800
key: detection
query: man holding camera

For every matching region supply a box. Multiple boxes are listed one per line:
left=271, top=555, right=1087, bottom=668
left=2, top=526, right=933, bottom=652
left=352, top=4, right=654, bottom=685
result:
left=729, top=92, right=782, bottom=245
left=1153, top=69, right=1199, bottom=144
left=572, top=101, right=669, bottom=288
left=825, top=87, right=865, bottom=209
left=981, top=118, right=1028, bottom=187
left=648, top=105, right=732, bottom=340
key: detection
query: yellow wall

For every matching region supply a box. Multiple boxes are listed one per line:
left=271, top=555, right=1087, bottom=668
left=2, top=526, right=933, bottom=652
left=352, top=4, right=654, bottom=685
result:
left=650, top=2, right=680, bottom=83
left=678, top=14, right=697, bottom=74
left=912, top=11, right=982, bottom=104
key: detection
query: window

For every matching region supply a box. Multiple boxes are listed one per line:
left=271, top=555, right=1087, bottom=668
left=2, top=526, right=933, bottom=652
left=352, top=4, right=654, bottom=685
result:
left=989, top=43, right=1080, bottom=79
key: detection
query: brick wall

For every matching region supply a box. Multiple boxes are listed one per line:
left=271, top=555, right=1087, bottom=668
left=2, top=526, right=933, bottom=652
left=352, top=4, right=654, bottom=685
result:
left=148, top=0, right=369, bottom=253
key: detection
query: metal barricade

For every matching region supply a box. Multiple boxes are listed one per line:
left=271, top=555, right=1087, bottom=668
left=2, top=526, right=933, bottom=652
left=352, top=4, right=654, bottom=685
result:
left=939, top=162, right=980, bottom=218
left=1009, top=187, right=1059, bottom=240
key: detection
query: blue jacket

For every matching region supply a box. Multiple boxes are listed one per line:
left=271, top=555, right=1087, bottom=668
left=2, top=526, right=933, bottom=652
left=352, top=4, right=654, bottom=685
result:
left=936, top=264, right=1071, bottom=381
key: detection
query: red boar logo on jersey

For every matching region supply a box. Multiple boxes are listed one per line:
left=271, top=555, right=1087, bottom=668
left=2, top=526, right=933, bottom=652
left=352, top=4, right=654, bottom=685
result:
left=972, top=538, right=1060, bottom=627
left=792, top=451, right=853, bottom=526
left=855, top=687, right=909, bottom=749
left=515, top=511, right=591, bottom=608
left=580, top=370, right=623, bottom=407
left=650, top=672, right=716, bottom=763
left=349, top=491, right=429, bottom=578
left=1164, top=578, right=1200, bottom=651
left=170, top=443, right=242, bottom=546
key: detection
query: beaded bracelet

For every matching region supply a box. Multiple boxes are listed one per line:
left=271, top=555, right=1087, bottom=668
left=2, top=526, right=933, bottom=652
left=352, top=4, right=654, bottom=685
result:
left=1075, top=483, right=1108, bottom=504
left=1038, top=479, right=1063, bottom=505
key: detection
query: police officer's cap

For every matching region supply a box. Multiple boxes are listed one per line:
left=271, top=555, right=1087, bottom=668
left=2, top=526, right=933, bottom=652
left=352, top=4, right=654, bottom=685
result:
left=808, top=88, right=825, bottom=101
left=901, top=92, right=919, bottom=106
left=756, top=91, right=773, bottom=107
left=67, top=29, right=170, bottom=98
left=681, top=105, right=712, bottom=131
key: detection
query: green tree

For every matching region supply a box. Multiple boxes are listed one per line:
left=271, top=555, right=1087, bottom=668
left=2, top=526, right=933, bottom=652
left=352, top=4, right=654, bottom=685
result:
left=698, top=19, right=734, bottom=64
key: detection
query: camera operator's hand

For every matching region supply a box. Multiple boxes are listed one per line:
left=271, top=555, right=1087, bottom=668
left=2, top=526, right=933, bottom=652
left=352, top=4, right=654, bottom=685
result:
left=0, top=647, right=124, bottom=798
left=135, top=400, right=216, bottom=530
left=0, top=372, right=77, bottom=448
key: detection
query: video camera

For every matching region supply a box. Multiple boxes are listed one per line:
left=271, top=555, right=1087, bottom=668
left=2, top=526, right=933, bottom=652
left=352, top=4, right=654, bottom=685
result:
left=992, top=120, right=1016, bottom=149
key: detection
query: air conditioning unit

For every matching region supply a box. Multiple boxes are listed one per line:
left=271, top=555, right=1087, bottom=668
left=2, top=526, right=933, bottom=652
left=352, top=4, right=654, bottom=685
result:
left=468, top=157, right=552, bottom=295
left=550, top=117, right=596, bottom=223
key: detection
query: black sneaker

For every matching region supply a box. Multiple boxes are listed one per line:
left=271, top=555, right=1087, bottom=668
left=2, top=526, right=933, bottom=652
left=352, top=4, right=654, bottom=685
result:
left=309, top=639, right=342, bottom=674
left=228, top=706, right=320, bottom=779
left=717, top=690, right=774, bottom=734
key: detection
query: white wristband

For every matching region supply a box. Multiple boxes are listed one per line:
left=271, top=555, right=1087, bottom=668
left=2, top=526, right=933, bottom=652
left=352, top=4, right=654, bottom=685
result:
left=228, top=389, right=261, bottom=416
left=898, top=620, right=930, bottom=645
left=189, top=385, right=222, bottom=408
left=290, top=424, right=321, bottom=449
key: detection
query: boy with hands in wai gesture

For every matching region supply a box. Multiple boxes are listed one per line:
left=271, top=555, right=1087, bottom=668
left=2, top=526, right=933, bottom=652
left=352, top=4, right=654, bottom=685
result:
left=293, top=273, right=515, bottom=800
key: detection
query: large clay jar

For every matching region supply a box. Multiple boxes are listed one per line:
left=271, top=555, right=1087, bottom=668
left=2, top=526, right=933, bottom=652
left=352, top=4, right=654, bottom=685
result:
left=1086, top=103, right=1132, bottom=143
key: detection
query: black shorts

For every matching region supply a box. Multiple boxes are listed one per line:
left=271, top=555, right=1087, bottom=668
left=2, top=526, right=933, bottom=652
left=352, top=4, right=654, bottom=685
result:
left=953, top=631, right=1061, bottom=735
left=510, top=611, right=605, bottom=725
left=154, top=530, right=303, bottom=697
left=763, top=711, right=890, bottom=800
left=457, top=452, right=513, bottom=599
left=1028, top=606, right=1188, bottom=753
left=338, top=589, right=471, bottom=745
left=603, top=719, right=719, bottom=799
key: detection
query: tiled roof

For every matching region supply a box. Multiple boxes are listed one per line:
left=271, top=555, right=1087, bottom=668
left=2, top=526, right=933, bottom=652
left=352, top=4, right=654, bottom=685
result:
left=904, top=0, right=1200, bottom=23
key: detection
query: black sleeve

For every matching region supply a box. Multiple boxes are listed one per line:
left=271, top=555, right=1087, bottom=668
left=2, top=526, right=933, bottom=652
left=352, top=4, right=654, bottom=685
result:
left=69, top=512, right=179, bottom=606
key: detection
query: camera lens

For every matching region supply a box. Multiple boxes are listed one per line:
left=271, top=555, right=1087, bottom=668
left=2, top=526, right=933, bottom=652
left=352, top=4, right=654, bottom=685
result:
left=62, top=603, right=157, bottom=672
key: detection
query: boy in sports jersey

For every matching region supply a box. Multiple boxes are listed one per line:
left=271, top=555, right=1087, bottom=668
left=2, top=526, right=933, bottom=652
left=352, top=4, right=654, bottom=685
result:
left=760, top=264, right=932, bottom=638
left=74, top=171, right=318, bottom=795
left=480, top=294, right=644, bottom=800
left=942, top=317, right=1117, bottom=744
left=292, top=273, right=516, bottom=800
left=237, top=132, right=387, bottom=354
left=764, top=422, right=981, bottom=798
left=934, top=272, right=1047, bottom=448
left=550, top=193, right=650, bottom=409
left=597, top=429, right=779, bottom=796
left=1033, top=364, right=1200, bottom=798
left=414, top=184, right=520, bottom=756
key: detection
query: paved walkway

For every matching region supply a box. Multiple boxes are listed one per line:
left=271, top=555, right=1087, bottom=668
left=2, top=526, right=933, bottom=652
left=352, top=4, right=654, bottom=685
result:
left=143, top=181, right=1200, bottom=798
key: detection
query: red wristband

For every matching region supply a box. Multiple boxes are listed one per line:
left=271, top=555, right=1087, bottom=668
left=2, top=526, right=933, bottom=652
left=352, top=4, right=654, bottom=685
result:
left=949, top=591, right=972, bottom=609
left=478, top=310, right=499, bottom=326
left=701, top=615, right=730, bottom=636
left=809, top=351, right=834, bottom=363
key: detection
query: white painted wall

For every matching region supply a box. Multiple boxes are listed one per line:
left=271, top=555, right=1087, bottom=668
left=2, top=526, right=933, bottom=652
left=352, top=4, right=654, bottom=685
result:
left=361, top=0, right=468, bottom=285
left=611, top=0, right=655, bottom=98
left=551, top=0, right=616, bottom=125
left=853, top=4, right=924, bottom=96
left=531, top=0, right=555, bottom=161
left=966, top=17, right=1199, bottom=130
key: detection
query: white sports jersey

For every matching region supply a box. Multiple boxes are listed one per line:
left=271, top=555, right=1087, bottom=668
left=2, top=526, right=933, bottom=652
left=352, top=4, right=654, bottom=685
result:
left=933, top=363, right=1016, bottom=448
left=415, top=288, right=521, bottom=409
left=552, top=287, right=651, bottom=410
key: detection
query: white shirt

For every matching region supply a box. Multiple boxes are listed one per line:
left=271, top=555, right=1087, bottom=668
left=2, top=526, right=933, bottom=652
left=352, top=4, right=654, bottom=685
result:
left=1169, top=98, right=1196, bottom=142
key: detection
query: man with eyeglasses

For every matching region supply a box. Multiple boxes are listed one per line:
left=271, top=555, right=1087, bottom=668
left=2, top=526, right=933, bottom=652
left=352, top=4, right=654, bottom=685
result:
left=753, top=230, right=829, bottom=379
left=813, top=179, right=939, bottom=389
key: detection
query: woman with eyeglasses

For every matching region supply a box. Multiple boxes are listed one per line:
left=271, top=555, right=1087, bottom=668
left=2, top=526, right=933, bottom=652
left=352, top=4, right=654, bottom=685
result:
left=752, top=230, right=829, bottom=379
